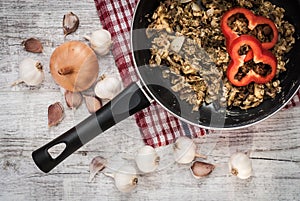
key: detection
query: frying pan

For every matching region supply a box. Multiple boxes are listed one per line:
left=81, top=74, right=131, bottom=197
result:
left=32, top=0, right=300, bottom=173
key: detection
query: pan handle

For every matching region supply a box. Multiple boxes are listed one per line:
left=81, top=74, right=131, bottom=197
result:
left=32, top=82, right=152, bottom=173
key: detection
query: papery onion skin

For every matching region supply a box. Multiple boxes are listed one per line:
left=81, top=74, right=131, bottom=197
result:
left=50, top=41, right=99, bottom=92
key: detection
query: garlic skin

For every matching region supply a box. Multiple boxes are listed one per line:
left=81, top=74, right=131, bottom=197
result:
left=104, top=165, right=138, bottom=193
left=84, top=29, right=112, bottom=56
left=228, top=152, right=252, bottom=179
left=173, top=136, right=206, bottom=164
left=94, top=75, right=122, bottom=100
left=13, top=58, right=44, bottom=86
left=135, top=146, right=160, bottom=173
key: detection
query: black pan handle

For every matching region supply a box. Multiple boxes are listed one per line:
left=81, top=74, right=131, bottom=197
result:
left=32, top=82, right=152, bottom=173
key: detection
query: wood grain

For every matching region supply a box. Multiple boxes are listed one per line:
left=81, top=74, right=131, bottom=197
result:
left=0, top=0, right=299, bottom=200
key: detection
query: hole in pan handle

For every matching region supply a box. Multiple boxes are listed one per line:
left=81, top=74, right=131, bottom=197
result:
left=32, top=82, right=152, bottom=173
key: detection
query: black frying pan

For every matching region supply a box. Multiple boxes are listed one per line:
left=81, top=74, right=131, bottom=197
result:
left=32, top=0, right=300, bottom=173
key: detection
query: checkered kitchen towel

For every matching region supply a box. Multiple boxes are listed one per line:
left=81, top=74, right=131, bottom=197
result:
left=94, top=0, right=300, bottom=147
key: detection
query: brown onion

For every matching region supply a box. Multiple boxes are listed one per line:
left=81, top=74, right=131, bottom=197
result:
left=50, top=41, right=99, bottom=92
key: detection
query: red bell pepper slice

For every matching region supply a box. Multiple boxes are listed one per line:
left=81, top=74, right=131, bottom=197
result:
left=221, top=8, right=278, bottom=61
left=227, top=35, right=277, bottom=87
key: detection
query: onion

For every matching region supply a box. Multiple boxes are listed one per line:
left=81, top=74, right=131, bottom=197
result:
left=50, top=41, right=99, bottom=92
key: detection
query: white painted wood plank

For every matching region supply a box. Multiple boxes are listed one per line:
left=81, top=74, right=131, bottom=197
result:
left=0, top=0, right=299, bottom=200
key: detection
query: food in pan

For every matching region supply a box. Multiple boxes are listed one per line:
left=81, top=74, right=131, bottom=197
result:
left=146, top=0, right=295, bottom=110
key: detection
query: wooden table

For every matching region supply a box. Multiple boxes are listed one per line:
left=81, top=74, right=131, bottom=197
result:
left=1, top=0, right=299, bottom=200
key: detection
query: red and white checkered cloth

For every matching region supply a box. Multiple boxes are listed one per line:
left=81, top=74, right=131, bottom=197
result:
left=285, top=94, right=300, bottom=108
left=94, top=0, right=300, bottom=147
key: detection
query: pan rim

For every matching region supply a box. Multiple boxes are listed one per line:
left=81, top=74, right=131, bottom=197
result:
left=130, top=0, right=300, bottom=130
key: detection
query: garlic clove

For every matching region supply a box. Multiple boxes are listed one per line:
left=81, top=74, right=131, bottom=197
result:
left=228, top=152, right=252, bottom=179
left=22, top=38, right=43, bottom=53
left=191, top=2, right=201, bottom=12
left=64, top=90, right=83, bottom=109
left=83, top=95, right=102, bottom=113
left=190, top=161, right=215, bottom=179
left=48, top=102, right=64, bottom=127
left=12, top=58, right=44, bottom=86
left=173, top=136, right=205, bottom=164
left=89, top=156, right=107, bottom=182
left=84, top=29, right=112, bottom=56
left=94, top=75, right=122, bottom=100
left=180, top=0, right=192, bottom=3
left=206, top=8, right=215, bottom=17
left=135, top=145, right=160, bottom=173
left=63, top=12, right=79, bottom=36
left=170, top=36, right=185, bottom=53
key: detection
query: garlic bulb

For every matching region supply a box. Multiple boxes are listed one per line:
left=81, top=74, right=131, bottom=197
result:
left=228, top=152, right=252, bottom=179
left=84, top=29, right=112, bottom=56
left=104, top=165, right=138, bottom=193
left=94, top=75, right=122, bottom=100
left=13, top=58, right=44, bottom=86
left=173, top=136, right=206, bottom=164
left=135, top=145, right=160, bottom=173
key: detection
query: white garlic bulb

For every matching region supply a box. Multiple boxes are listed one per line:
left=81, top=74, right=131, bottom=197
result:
left=84, top=29, right=112, bottom=56
left=104, top=165, right=138, bottom=193
left=228, top=152, right=252, bottom=179
left=135, top=145, right=160, bottom=173
left=13, top=58, right=44, bottom=86
left=94, top=75, right=122, bottom=100
left=173, top=136, right=206, bottom=164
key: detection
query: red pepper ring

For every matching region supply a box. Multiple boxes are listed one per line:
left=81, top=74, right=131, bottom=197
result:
left=227, top=35, right=277, bottom=87
left=221, top=8, right=278, bottom=61
left=221, top=8, right=255, bottom=48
